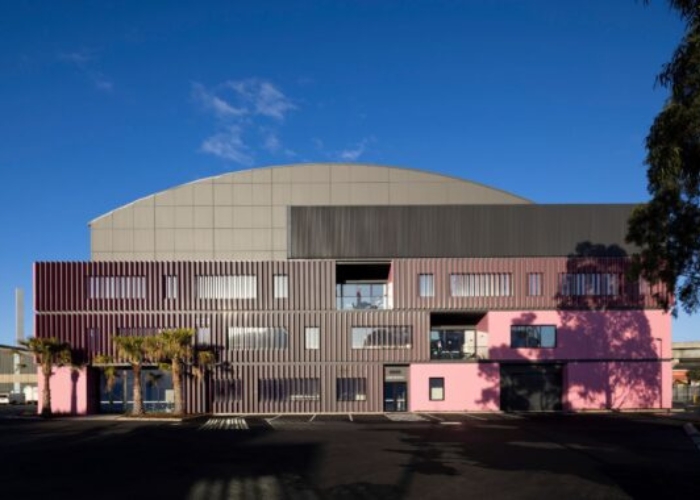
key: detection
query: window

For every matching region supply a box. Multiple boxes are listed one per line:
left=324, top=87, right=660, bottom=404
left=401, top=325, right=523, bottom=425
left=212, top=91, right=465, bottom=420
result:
left=195, top=327, right=212, bottom=346
left=213, top=379, right=242, bottom=402
left=305, top=327, right=320, bottom=350
left=337, top=378, right=367, bottom=401
left=258, top=378, right=320, bottom=402
left=558, top=273, right=620, bottom=297
left=197, top=275, right=257, bottom=299
left=274, top=275, right=289, bottom=299
left=527, top=273, right=543, bottom=296
left=87, top=276, right=146, bottom=299
left=429, top=378, right=445, bottom=401
left=450, top=273, right=512, bottom=297
left=419, top=274, right=435, bottom=298
left=336, top=283, right=389, bottom=310
left=511, top=325, right=557, bottom=348
left=351, top=326, right=412, bottom=349
left=228, top=327, right=288, bottom=350
left=164, top=275, right=178, bottom=300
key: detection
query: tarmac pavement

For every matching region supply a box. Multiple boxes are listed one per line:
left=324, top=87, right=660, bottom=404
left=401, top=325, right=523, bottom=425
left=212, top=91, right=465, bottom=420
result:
left=1, top=411, right=698, bottom=499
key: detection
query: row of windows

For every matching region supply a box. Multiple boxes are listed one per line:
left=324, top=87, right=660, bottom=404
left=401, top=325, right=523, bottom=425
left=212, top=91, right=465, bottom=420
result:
left=213, top=377, right=367, bottom=403
left=102, top=325, right=555, bottom=351
left=88, top=272, right=628, bottom=301
left=418, top=272, right=625, bottom=298
left=214, top=377, right=447, bottom=403
left=88, top=274, right=289, bottom=300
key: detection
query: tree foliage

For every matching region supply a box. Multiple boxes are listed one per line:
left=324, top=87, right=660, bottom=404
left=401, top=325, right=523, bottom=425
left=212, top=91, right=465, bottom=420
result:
left=628, top=1, right=700, bottom=313
left=113, top=336, right=150, bottom=416
left=148, top=328, right=215, bottom=415
left=93, top=354, right=120, bottom=410
left=21, top=337, right=72, bottom=417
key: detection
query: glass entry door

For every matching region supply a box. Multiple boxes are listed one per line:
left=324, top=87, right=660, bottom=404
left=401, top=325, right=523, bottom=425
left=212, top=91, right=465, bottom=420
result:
left=383, top=382, right=407, bottom=412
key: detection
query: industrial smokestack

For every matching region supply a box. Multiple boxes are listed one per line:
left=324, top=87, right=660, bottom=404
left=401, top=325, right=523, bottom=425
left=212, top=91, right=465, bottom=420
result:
left=14, top=288, right=24, bottom=393
left=15, top=288, right=24, bottom=343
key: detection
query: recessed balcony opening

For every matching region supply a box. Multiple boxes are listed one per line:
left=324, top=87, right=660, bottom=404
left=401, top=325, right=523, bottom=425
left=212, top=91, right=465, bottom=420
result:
left=336, top=262, right=392, bottom=310
left=430, top=312, right=488, bottom=361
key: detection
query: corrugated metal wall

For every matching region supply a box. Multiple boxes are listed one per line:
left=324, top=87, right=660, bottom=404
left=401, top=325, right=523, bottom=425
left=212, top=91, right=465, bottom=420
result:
left=34, top=257, right=662, bottom=413
left=289, top=205, right=639, bottom=259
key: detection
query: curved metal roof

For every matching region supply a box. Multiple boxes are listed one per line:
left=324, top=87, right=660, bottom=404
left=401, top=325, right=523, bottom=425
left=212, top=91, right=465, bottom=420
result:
left=90, top=162, right=531, bottom=225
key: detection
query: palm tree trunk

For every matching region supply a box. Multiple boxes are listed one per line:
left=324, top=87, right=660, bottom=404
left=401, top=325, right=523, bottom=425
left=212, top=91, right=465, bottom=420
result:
left=172, top=360, right=183, bottom=415
left=41, top=362, right=52, bottom=417
left=132, top=363, right=144, bottom=415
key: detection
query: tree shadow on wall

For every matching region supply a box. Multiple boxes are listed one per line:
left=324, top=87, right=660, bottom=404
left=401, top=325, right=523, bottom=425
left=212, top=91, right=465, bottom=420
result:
left=478, top=242, right=664, bottom=411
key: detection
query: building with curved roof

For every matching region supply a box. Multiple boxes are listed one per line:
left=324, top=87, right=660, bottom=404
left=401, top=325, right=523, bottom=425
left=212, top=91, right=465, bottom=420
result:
left=35, top=163, right=671, bottom=416
left=89, top=163, right=531, bottom=261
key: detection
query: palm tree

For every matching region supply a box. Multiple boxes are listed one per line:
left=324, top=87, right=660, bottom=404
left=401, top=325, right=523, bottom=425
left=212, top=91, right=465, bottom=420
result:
left=112, top=336, right=150, bottom=415
left=20, top=337, right=71, bottom=417
left=148, top=328, right=215, bottom=415
left=93, top=354, right=120, bottom=411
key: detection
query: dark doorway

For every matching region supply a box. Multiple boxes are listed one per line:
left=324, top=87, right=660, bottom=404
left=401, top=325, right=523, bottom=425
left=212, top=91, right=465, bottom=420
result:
left=384, top=382, right=408, bottom=412
left=500, top=364, right=563, bottom=411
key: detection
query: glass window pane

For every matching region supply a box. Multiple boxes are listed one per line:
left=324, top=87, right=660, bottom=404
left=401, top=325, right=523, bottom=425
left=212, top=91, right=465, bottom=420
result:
left=274, top=275, right=289, bottom=299
left=429, top=378, right=444, bottom=401
left=305, top=327, right=320, bottom=350
left=419, top=274, right=434, bottom=297
left=510, top=325, right=556, bottom=348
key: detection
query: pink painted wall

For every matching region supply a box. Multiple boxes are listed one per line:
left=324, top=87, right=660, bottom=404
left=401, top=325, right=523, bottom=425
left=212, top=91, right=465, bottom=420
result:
left=409, top=363, right=500, bottom=412
left=37, top=366, right=89, bottom=415
left=485, top=310, right=671, bottom=361
left=409, top=310, right=671, bottom=411
left=486, top=309, right=671, bottom=409
left=565, top=361, right=672, bottom=410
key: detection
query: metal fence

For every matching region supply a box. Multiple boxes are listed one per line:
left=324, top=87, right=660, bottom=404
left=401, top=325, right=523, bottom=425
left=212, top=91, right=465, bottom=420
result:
left=672, top=384, right=700, bottom=404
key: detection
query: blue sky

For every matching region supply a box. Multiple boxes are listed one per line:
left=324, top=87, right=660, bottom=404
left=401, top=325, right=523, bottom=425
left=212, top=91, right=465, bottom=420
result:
left=1, top=0, right=697, bottom=345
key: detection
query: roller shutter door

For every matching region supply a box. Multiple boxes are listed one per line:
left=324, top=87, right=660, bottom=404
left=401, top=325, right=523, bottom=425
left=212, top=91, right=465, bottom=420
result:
left=500, top=364, right=563, bottom=411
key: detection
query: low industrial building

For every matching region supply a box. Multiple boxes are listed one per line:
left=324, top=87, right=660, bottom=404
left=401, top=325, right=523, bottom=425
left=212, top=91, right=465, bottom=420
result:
left=0, top=344, right=38, bottom=402
left=34, top=163, right=671, bottom=414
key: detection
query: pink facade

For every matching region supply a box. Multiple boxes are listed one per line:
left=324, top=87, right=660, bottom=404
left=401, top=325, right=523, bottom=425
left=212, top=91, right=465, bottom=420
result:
left=37, top=366, right=90, bottom=415
left=409, top=310, right=672, bottom=411
left=409, top=363, right=500, bottom=412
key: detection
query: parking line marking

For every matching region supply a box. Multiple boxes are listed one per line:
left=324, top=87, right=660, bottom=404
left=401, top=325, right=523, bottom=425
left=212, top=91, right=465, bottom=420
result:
left=461, top=413, right=487, bottom=421
left=348, top=413, right=353, bottom=422
left=309, top=414, right=316, bottom=422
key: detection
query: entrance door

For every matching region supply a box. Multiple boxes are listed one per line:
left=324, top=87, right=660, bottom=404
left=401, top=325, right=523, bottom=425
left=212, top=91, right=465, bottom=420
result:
left=500, top=364, right=563, bottom=411
left=384, top=382, right=408, bottom=412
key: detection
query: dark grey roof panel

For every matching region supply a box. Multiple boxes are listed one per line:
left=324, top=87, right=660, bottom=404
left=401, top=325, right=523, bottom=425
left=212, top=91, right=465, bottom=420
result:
left=289, top=205, right=639, bottom=258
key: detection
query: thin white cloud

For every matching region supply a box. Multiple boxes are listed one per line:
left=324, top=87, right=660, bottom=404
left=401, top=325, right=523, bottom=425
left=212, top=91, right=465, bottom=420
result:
left=59, top=51, right=93, bottom=66
left=58, top=49, right=113, bottom=92
left=338, top=138, right=371, bottom=162
left=91, top=72, right=114, bottom=92
left=224, top=79, right=296, bottom=120
left=262, top=130, right=281, bottom=153
left=200, top=126, right=253, bottom=165
left=195, top=78, right=297, bottom=163
left=192, top=83, right=246, bottom=119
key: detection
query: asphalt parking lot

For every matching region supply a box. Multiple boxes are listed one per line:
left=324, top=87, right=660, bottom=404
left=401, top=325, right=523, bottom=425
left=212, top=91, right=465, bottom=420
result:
left=0, top=412, right=699, bottom=499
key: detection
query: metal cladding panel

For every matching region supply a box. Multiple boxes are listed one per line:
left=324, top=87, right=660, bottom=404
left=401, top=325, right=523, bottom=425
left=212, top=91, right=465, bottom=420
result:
left=392, top=257, right=655, bottom=310
left=34, top=261, right=335, bottom=313
left=207, top=362, right=385, bottom=414
left=289, top=204, right=639, bottom=259
left=34, top=253, right=665, bottom=414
